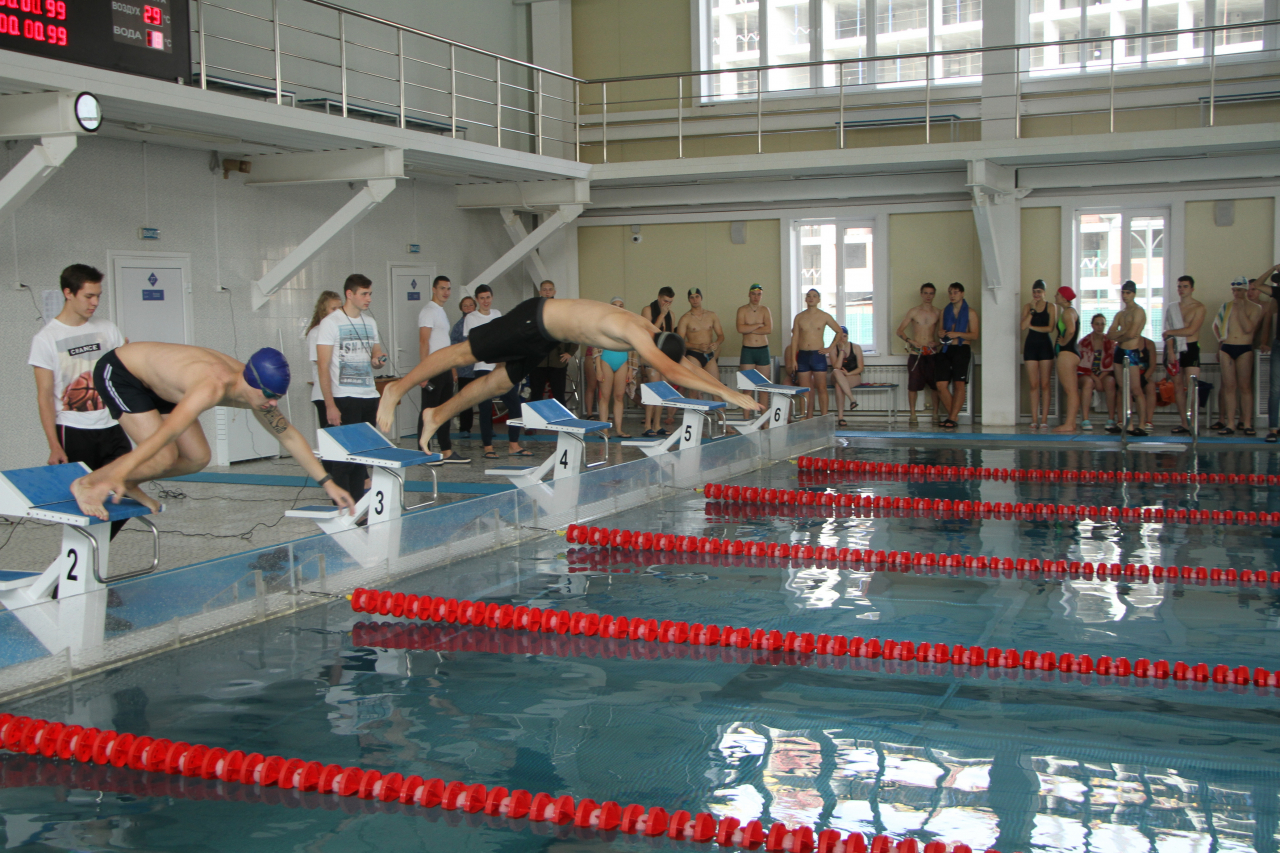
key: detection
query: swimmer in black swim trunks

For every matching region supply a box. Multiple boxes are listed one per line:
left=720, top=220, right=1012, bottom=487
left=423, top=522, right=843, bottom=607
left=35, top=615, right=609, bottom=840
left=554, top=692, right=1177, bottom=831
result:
left=377, top=297, right=761, bottom=447
left=676, top=288, right=725, bottom=399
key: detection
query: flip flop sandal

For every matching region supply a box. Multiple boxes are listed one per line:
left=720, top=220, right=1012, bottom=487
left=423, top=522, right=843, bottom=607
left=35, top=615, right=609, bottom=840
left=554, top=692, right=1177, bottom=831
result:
left=1267, top=433, right=1278, bottom=443
left=1170, top=425, right=1189, bottom=434
left=617, top=433, right=633, bottom=439
left=482, top=451, right=500, bottom=459
left=1209, top=421, right=1227, bottom=431
left=1218, top=428, right=1235, bottom=436
left=941, top=419, right=958, bottom=429
left=511, top=449, right=535, bottom=457
left=837, top=419, right=848, bottom=427
left=1243, top=428, right=1257, bottom=436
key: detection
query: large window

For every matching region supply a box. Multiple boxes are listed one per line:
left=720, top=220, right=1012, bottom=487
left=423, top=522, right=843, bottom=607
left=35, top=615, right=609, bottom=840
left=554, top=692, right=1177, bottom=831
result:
left=705, top=0, right=982, bottom=96
left=1075, top=210, right=1167, bottom=341
left=794, top=219, right=878, bottom=352
left=1028, top=0, right=1265, bottom=75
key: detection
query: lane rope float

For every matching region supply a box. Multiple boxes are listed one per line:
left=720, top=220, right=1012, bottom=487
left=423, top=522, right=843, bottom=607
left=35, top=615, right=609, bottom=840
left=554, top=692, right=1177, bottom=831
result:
left=0, top=713, right=1000, bottom=853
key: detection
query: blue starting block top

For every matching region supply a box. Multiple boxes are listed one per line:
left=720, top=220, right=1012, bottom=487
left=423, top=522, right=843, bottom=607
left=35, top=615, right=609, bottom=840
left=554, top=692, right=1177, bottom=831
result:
left=737, top=369, right=809, bottom=395
left=640, top=381, right=727, bottom=410
left=522, top=399, right=611, bottom=435
left=0, top=463, right=156, bottom=526
left=320, top=423, right=440, bottom=467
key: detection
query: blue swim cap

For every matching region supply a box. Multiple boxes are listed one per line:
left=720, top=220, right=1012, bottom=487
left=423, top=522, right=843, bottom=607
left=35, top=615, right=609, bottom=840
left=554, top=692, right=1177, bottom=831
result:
left=244, top=347, right=291, bottom=398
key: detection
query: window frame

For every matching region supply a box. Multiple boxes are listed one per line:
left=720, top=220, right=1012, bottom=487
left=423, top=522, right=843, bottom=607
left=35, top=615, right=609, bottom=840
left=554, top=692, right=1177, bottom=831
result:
left=790, top=215, right=886, bottom=356
left=1072, top=205, right=1171, bottom=343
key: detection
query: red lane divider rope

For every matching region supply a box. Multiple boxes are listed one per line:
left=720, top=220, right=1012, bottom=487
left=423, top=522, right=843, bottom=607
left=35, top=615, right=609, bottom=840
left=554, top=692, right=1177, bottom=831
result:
left=701, top=481, right=1278, bottom=528
left=354, top=619, right=1278, bottom=700
left=0, top=713, right=989, bottom=853
left=797, top=454, right=1280, bottom=488
left=348, top=584, right=1280, bottom=695
left=562, top=539, right=1278, bottom=590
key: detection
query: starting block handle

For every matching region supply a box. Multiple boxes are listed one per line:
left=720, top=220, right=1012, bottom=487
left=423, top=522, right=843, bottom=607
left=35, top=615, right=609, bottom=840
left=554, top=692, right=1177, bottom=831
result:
left=384, top=467, right=438, bottom=510
left=82, top=516, right=160, bottom=584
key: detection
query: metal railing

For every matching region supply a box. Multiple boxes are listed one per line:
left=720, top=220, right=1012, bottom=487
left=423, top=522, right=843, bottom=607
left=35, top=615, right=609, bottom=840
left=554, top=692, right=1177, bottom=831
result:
left=579, top=18, right=1280, bottom=162
left=194, top=0, right=580, bottom=157
left=191, top=4, right=1280, bottom=164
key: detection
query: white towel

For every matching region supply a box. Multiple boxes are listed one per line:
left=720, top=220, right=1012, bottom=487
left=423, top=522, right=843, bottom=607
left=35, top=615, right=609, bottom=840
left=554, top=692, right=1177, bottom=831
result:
left=1166, top=302, right=1188, bottom=354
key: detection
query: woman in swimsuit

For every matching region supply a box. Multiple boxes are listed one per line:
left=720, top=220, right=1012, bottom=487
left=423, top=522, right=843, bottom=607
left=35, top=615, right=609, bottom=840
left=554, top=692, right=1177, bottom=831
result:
left=1021, top=280, right=1057, bottom=429
left=830, top=326, right=864, bottom=426
left=1053, top=286, right=1081, bottom=433
left=1076, top=313, right=1117, bottom=431
left=597, top=296, right=633, bottom=438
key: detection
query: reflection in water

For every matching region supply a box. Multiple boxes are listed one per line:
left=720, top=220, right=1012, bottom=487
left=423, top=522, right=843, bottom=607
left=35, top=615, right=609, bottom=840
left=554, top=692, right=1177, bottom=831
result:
left=5, top=445, right=1280, bottom=852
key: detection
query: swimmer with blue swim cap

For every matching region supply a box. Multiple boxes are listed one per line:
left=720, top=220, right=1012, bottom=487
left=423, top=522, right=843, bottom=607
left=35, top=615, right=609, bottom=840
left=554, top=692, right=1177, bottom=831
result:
left=70, top=341, right=356, bottom=521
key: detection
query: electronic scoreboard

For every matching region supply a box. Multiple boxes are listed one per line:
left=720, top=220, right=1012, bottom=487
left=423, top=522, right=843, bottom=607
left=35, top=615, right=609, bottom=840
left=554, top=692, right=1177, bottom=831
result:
left=0, top=0, right=191, bottom=82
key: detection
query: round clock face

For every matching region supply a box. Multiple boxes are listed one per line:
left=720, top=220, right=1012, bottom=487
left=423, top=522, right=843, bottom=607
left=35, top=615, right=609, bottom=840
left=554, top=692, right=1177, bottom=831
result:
left=74, top=92, right=101, bottom=132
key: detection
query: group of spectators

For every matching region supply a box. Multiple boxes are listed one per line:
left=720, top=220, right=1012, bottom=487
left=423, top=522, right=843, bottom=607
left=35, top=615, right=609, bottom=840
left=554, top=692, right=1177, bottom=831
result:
left=1020, top=268, right=1280, bottom=439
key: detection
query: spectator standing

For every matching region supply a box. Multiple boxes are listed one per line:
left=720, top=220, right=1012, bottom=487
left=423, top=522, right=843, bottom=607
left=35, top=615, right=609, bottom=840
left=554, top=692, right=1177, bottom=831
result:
left=418, top=276, right=468, bottom=463
left=29, top=264, right=130, bottom=536
left=463, top=285, right=529, bottom=459
left=316, top=273, right=388, bottom=502
left=450, top=295, right=477, bottom=435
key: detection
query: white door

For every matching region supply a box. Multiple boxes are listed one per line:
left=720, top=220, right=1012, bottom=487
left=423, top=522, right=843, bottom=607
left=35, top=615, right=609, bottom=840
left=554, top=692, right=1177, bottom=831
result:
left=389, top=264, right=436, bottom=439
left=109, top=252, right=193, bottom=345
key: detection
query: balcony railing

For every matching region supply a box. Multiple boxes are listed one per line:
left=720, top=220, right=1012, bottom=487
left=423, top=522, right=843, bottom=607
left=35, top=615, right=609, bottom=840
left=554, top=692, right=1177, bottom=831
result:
left=190, top=2, right=1280, bottom=165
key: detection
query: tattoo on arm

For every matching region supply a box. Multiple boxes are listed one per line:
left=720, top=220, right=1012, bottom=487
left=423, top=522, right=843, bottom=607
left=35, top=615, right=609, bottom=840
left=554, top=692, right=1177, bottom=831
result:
left=262, top=409, right=291, bottom=436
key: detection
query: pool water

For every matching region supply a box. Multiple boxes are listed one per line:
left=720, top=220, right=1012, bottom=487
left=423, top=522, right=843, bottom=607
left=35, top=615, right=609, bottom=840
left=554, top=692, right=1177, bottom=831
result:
left=3, top=443, right=1280, bottom=853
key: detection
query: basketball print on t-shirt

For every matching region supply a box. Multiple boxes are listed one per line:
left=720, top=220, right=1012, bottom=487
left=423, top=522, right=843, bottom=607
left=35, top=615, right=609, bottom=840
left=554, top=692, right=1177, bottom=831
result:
left=63, top=370, right=103, bottom=412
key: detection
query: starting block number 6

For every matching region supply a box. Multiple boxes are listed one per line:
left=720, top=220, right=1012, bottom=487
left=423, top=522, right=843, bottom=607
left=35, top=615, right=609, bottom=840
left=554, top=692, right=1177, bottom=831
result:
left=773, top=408, right=783, bottom=423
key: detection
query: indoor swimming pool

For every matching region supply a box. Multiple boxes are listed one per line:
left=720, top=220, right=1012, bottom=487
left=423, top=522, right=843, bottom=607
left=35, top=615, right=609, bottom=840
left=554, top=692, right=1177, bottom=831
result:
left=2, top=440, right=1279, bottom=853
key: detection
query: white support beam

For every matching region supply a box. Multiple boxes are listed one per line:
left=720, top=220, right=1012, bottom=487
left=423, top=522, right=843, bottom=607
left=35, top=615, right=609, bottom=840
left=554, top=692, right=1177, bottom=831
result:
left=456, top=179, right=590, bottom=210
left=466, top=204, right=583, bottom=294
left=251, top=178, right=397, bottom=310
left=968, top=159, right=1023, bottom=427
left=500, top=207, right=552, bottom=285
left=0, top=91, right=91, bottom=138
left=244, top=148, right=405, bottom=186
left=0, top=135, right=77, bottom=222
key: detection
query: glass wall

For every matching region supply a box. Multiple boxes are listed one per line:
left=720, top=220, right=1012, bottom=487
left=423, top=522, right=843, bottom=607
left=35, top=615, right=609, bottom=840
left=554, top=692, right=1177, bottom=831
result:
left=1076, top=209, right=1167, bottom=341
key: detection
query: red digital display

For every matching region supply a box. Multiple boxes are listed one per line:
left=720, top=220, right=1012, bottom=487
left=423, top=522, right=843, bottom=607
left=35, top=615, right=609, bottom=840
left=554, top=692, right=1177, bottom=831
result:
left=0, top=0, right=189, bottom=82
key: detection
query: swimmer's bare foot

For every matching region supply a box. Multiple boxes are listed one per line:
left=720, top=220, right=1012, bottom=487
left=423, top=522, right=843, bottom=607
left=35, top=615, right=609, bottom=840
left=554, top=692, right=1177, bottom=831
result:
left=124, top=484, right=161, bottom=513
left=418, top=407, right=443, bottom=450
left=375, top=392, right=400, bottom=434
left=70, top=477, right=112, bottom=521
left=1052, top=423, right=1076, bottom=434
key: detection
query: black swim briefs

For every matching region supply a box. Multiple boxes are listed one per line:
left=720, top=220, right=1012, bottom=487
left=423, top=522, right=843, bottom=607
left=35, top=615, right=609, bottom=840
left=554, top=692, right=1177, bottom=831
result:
left=94, top=349, right=177, bottom=420
left=467, top=297, right=558, bottom=384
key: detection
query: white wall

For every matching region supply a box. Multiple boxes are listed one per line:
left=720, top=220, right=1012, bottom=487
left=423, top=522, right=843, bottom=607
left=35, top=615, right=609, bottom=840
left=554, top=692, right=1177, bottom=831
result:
left=0, top=136, right=526, bottom=469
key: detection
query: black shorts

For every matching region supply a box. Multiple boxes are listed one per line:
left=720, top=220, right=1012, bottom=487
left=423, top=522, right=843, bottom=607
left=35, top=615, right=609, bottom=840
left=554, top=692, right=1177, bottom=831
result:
left=1178, top=341, right=1200, bottom=369
left=936, top=346, right=971, bottom=384
left=59, top=424, right=132, bottom=471
left=1022, top=332, right=1055, bottom=362
left=688, top=350, right=713, bottom=369
left=94, top=349, right=176, bottom=420
left=467, top=297, right=557, bottom=385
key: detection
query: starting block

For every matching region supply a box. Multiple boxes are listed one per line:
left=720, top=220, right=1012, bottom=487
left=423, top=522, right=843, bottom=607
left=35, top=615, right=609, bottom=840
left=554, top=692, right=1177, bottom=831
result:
left=287, top=424, right=439, bottom=566
left=0, top=462, right=160, bottom=656
left=488, top=399, right=610, bottom=522
left=725, top=369, right=809, bottom=434
left=487, top=399, right=610, bottom=489
left=623, top=382, right=726, bottom=458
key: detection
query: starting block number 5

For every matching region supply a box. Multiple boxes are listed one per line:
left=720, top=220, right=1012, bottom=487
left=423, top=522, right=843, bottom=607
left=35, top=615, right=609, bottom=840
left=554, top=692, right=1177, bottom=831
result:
left=684, top=423, right=695, bottom=443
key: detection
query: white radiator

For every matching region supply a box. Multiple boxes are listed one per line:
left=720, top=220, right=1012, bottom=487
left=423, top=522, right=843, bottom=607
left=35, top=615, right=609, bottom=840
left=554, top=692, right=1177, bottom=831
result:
left=213, top=406, right=280, bottom=466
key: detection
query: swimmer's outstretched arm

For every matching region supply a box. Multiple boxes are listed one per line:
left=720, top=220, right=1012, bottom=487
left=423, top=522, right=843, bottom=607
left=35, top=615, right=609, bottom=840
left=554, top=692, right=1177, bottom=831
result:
left=71, top=383, right=222, bottom=520
left=255, top=408, right=356, bottom=513
left=625, top=328, right=760, bottom=411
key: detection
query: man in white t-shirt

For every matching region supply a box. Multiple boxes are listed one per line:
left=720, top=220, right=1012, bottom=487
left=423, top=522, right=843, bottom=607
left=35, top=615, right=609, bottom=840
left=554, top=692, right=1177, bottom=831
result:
left=316, top=274, right=388, bottom=501
left=417, top=275, right=467, bottom=464
left=28, top=264, right=131, bottom=534
left=462, top=284, right=527, bottom=460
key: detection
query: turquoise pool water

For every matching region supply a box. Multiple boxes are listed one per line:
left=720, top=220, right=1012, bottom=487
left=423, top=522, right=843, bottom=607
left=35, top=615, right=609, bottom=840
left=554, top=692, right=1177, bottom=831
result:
left=2, top=443, right=1280, bottom=852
